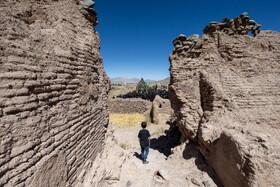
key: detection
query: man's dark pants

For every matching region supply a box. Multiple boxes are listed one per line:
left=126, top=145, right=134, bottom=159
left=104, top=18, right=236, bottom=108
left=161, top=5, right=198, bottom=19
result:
left=141, top=146, right=149, bottom=161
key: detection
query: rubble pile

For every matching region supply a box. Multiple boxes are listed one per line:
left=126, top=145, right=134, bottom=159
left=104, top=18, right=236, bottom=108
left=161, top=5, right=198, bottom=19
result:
left=203, top=12, right=261, bottom=36
left=172, top=34, right=202, bottom=53
left=78, top=0, right=99, bottom=26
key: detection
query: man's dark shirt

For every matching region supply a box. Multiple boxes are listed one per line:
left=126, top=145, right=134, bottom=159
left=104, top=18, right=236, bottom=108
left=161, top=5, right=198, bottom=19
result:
left=138, top=129, right=151, bottom=147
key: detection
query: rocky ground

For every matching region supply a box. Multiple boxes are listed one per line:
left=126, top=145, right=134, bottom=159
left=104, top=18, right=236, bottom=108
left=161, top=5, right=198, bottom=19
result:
left=81, top=123, right=222, bottom=187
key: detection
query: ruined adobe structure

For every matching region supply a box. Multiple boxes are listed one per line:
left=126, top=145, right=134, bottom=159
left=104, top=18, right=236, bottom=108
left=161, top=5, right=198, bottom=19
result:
left=109, top=98, right=151, bottom=114
left=151, top=95, right=173, bottom=125
left=1, top=1, right=280, bottom=186
left=0, top=0, right=109, bottom=186
left=169, top=13, right=280, bottom=187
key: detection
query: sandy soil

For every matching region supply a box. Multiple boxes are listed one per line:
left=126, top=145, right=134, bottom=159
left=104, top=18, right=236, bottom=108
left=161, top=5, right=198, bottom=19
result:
left=110, top=123, right=222, bottom=187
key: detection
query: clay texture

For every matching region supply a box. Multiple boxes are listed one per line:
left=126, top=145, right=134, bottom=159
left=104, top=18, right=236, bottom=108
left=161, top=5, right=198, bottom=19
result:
left=0, top=0, right=109, bottom=186
left=151, top=95, right=173, bottom=125
left=109, top=98, right=151, bottom=114
left=169, top=23, right=280, bottom=186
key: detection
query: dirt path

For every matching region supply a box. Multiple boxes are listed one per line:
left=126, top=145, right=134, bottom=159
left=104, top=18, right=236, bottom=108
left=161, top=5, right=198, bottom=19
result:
left=78, top=123, right=221, bottom=186
left=109, top=124, right=222, bottom=187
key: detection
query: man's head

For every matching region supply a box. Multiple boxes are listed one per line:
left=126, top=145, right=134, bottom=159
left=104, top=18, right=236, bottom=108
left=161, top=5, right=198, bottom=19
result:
left=141, top=122, right=147, bottom=129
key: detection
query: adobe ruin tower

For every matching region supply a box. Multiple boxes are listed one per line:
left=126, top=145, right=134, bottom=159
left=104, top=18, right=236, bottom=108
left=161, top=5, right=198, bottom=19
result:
left=0, top=0, right=109, bottom=186
left=169, top=13, right=280, bottom=187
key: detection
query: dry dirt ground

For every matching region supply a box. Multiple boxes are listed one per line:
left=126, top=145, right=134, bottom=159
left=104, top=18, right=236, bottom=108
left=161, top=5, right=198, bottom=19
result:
left=106, top=123, right=222, bottom=187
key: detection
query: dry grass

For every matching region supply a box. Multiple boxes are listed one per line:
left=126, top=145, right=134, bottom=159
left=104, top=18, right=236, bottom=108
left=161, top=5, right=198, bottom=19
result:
left=109, top=113, right=148, bottom=128
left=143, top=110, right=152, bottom=124
left=119, top=143, right=129, bottom=150
left=109, top=84, right=136, bottom=98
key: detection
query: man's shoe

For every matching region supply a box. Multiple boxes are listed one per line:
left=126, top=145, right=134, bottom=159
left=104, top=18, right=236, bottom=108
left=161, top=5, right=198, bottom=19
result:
left=143, top=160, right=149, bottom=164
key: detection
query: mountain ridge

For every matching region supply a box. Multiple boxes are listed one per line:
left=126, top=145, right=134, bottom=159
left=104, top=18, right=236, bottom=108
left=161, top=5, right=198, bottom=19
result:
left=110, top=77, right=169, bottom=84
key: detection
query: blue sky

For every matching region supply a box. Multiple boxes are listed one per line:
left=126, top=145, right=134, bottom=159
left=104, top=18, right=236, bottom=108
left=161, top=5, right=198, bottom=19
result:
left=93, top=0, right=280, bottom=81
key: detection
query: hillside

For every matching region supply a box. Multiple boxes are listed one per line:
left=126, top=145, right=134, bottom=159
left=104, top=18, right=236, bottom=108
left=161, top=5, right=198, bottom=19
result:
left=110, top=77, right=140, bottom=84
left=110, top=77, right=170, bottom=84
left=150, top=77, right=170, bottom=86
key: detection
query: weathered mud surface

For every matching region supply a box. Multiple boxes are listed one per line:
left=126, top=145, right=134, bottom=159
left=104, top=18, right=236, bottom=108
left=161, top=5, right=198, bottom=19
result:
left=0, top=0, right=109, bottom=186
left=169, top=28, right=280, bottom=186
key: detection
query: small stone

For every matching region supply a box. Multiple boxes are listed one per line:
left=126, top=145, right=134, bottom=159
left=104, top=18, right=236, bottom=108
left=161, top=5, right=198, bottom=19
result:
left=252, top=25, right=258, bottom=30
left=79, top=9, right=89, bottom=16
left=173, top=39, right=181, bottom=46
left=241, top=12, right=248, bottom=17
left=209, top=21, right=219, bottom=25
left=234, top=17, right=242, bottom=26
left=187, top=34, right=199, bottom=41
left=81, top=0, right=95, bottom=8
left=183, top=46, right=190, bottom=50
left=248, top=20, right=256, bottom=25
left=126, top=180, right=132, bottom=186
left=203, top=180, right=210, bottom=187
left=94, top=20, right=99, bottom=26
left=186, top=41, right=193, bottom=46
left=191, top=178, right=201, bottom=186
left=175, top=44, right=183, bottom=49
left=207, top=25, right=217, bottom=32
left=86, top=15, right=97, bottom=22
left=182, top=40, right=188, bottom=45
left=155, top=168, right=168, bottom=180
left=194, top=41, right=202, bottom=49
left=217, top=23, right=226, bottom=26
left=202, top=181, right=210, bottom=187
left=158, top=168, right=168, bottom=179
left=241, top=31, right=247, bottom=35
left=221, top=18, right=230, bottom=23
left=178, top=34, right=187, bottom=41
left=242, top=16, right=250, bottom=20
left=86, top=8, right=97, bottom=16
left=247, top=25, right=255, bottom=30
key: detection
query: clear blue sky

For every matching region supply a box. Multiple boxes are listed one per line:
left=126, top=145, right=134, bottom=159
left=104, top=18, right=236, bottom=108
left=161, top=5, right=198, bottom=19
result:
left=93, top=0, right=280, bottom=81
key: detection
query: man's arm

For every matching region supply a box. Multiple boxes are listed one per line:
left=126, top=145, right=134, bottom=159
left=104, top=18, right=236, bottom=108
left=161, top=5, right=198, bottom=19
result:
left=148, top=130, right=151, bottom=146
left=138, top=131, right=141, bottom=143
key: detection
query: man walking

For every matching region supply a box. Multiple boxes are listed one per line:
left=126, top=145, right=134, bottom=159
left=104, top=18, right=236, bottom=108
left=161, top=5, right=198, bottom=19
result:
left=138, top=122, right=151, bottom=164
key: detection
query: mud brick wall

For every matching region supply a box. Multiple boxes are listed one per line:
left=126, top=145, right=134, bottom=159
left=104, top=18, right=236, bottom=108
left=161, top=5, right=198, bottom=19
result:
left=169, top=29, right=280, bottom=187
left=109, top=98, right=151, bottom=114
left=0, top=0, right=109, bottom=186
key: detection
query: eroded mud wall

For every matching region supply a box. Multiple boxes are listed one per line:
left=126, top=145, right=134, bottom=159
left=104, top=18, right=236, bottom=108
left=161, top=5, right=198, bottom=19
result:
left=109, top=98, right=151, bottom=114
left=169, top=14, right=280, bottom=187
left=0, top=0, right=109, bottom=186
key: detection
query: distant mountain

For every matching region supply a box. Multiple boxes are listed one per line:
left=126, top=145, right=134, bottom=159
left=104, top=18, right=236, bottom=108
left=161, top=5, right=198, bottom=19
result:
left=110, top=77, right=166, bottom=84
left=152, top=77, right=170, bottom=85
left=145, top=79, right=156, bottom=83
left=110, top=77, right=140, bottom=84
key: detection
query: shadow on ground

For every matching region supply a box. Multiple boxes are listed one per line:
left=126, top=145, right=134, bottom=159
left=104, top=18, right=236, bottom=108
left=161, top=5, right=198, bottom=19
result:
left=133, top=152, right=142, bottom=161
left=183, top=143, right=223, bottom=187
left=149, top=124, right=181, bottom=157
